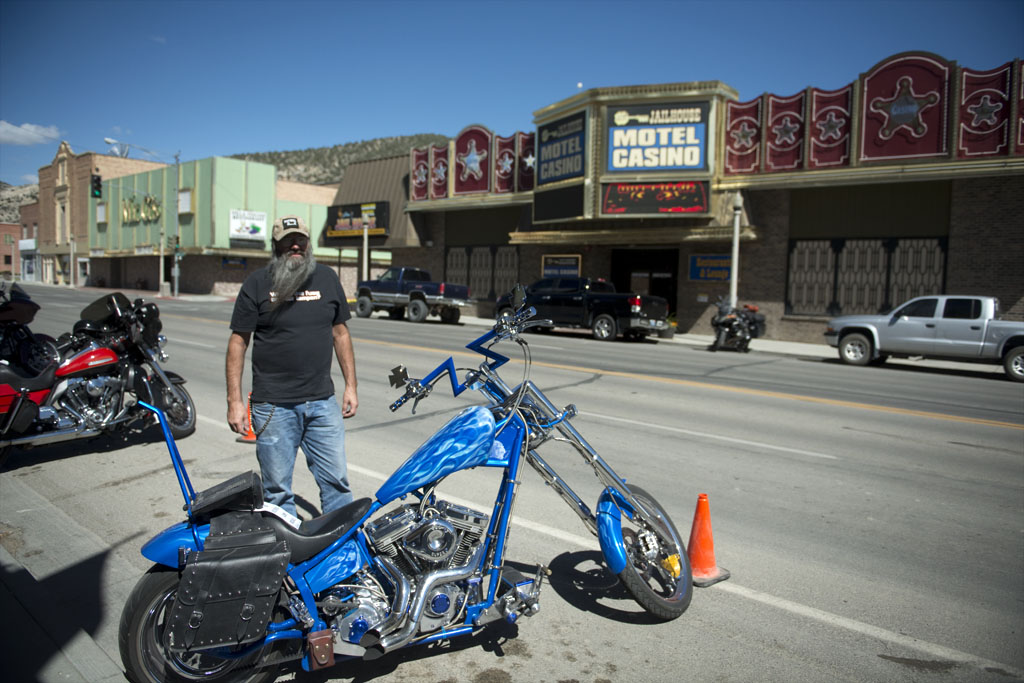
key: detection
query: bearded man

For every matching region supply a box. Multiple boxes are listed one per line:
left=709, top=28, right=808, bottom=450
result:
left=226, top=215, right=358, bottom=517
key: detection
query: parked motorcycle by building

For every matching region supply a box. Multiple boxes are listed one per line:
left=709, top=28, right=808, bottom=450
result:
left=0, top=291, right=196, bottom=466
left=119, top=286, right=692, bottom=683
left=708, top=297, right=766, bottom=352
left=0, top=282, right=61, bottom=375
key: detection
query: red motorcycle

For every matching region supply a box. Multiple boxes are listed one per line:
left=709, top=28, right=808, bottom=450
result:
left=0, top=289, right=196, bottom=466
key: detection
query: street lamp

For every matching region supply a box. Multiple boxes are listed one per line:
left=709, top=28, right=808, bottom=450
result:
left=103, top=138, right=178, bottom=296
left=729, top=191, right=743, bottom=310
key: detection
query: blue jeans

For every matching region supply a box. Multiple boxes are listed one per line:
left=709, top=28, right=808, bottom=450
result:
left=251, top=397, right=353, bottom=516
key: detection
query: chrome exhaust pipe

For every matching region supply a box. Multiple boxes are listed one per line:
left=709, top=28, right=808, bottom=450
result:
left=0, top=425, right=102, bottom=449
left=376, top=544, right=485, bottom=653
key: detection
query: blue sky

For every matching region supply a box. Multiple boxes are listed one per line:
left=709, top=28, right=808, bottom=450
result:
left=1, top=0, right=1021, bottom=186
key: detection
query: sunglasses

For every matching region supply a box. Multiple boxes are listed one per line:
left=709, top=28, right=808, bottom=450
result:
left=277, top=234, right=309, bottom=249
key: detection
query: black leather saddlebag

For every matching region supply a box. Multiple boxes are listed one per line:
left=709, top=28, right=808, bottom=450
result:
left=164, top=511, right=289, bottom=652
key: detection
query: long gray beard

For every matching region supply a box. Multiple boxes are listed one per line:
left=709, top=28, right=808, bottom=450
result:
left=268, top=249, right=317, bottom=307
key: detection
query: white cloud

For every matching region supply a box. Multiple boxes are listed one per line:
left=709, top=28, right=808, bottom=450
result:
left=21, top=173, right=39, bottom=184
left=149, top=35, right=167, bottom=45
left=0, top=121, right=61, bottom=146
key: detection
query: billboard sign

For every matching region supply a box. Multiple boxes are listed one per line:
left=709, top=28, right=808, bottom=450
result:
left=537, top=111, right=586, bottom=185
left=607, top=102, right=709, bottom=172
left=326, top=202, right=389, bottom=238
left=229, top=210, right=268, bottom=241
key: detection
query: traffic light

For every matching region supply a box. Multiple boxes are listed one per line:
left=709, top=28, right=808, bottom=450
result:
left=90, top=174, right=102, bottom=199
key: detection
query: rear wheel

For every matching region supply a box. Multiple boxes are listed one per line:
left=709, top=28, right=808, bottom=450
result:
left=591, top=314, right=617, bottom=341
left=617, top=485, right=692, bottom=620
left=119, top=567, right=280, bottom=683
left=838, top=333, right=872, bottom=366
left=387, top=307, right=405, bottom=320
left=439, top=307, right=461, bottom=324
left=1003, top=347, right=1024, bottom=382
left=355, top=296, right=373, bottom=318
left=407, top=299, right=429, bottom=322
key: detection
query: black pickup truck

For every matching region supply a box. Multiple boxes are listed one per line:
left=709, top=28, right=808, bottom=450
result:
left=495, top=277, right=669, bottom=341
left=355, top=267, right=471, bottom=324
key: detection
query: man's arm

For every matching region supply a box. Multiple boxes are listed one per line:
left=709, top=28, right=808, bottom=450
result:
left=226, top=330, right=251, bottom=433
left=333, top=322, right=358, bottom=418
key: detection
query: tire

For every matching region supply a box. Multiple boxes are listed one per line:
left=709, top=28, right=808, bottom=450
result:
left=591, top=314, right=617, bottom=341
left=407, top=299, right=429, bottom=323
left=355, top=296, right=373, bottom=318
left=710, top=327, right=726, bottom=351
left=1003, top=347, right=1024, bottom=382
left=119, top=567, right=280, bottom=683
left=439, top=307, right=461, bottom=324
left=617, top=485, right=692, bottom=620
left=387, top=307, right=405, bottom=320
left=157, top=383, right=196, bottom=439
left=838, top=333, right=872, bottom=366
left=0, top=445, right=11, bottom=469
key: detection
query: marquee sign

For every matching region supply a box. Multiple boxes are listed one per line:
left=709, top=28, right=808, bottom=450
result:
left=606, top=102, right=709, bottom=173
left=601, top=181, right=709, bottom=215
left=537, top=111, right=586, bottom=185
left=326, top=202, right=389, bottom=238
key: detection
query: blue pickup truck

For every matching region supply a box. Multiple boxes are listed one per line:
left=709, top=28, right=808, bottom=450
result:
left=355, top=267, right=471, bottom=324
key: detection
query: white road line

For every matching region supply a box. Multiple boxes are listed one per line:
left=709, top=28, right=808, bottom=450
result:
left=202, top=419, right=1021, bottom=676
left=168, top=337, right=216, bottom=349
left=584, top=411, right=838, bottom=460
left=714, top=582, right=1024, bottom=678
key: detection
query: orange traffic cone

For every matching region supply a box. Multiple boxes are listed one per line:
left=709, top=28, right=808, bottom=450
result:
left=687, top=493, right=730, bottom=587
left=236, top=393, right=258, bottom=444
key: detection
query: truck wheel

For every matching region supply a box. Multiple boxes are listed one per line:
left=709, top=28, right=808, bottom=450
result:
left=839, top=333, right=872, bottom=366
left=408, top=300, right=429, bottom=323
left=356, top=296, right=373, bottom=318
left=440, top=307, right=461, bottom=324
left=388, top=307, right=405, bottom=320
left=592, top=314, right=617, bottom=341
left=1003, top=347, right=1024, bottom=382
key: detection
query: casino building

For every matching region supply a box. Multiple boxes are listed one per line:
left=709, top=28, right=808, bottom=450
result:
left=377, top=51, right=1023, bottom=341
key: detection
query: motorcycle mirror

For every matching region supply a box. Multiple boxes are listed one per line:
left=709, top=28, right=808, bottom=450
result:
left=388, top=365, right=409, bottom=389
left=133, top=298, right=145, bottom=308
left=512, top=284, right=527, bottom=311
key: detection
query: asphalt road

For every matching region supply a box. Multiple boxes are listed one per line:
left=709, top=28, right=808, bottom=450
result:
left=2, top=285, right=1022, bottom=683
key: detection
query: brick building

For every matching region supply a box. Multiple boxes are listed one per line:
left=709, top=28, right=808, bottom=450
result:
left=0, top=222, right=20, bottom=279
left=17, top=201, right=39, bottom=282
left=378, top=51, right=1023, bottom=341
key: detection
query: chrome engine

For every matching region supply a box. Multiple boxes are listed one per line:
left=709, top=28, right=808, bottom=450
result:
left=58, top=375, right=125, bottom=426
left=324, top=499, right=489, bottom=654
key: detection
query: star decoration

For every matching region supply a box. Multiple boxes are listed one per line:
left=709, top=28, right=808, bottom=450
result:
left=730, top=122, right=757, bottom=149
left=497, top=151, right=514, bottom=177
left=869, top=76, right=940, bottom=140
left=413, top=162, right=428, bottom=187
left=432, top=160, right=447, bottom=185
left=521, top=152, right=535, bottom=171
left=457, top=139, right=488, bottom=181
left=967, top=94, right=1002, bottom=128
left=816, top=111, right=846, bottom=141
left=772, top=116, right=800, bottom=145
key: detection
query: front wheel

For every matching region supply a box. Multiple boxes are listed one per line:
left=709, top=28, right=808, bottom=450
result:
left=1003, top=347, right=1024, bottom=382
left=119, top=567, right=279, bottom=683
left=617, top=485, right=692, bottom=620
left=157, top=382, right=196, bottom=439
left=838, top=333, right=872, bottom=366
left=710, top=327, right=726, bottom=351
left=355, top=296, right=373, bottom=318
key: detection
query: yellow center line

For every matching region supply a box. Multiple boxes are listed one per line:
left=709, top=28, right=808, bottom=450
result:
left=175, top=315, right=1023, bottom=431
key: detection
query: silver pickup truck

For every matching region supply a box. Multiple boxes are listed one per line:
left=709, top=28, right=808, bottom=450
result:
left=824, top=295, right=1024, bottom=382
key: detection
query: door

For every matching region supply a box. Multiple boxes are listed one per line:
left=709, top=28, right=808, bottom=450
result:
left=934, top=297, right=986, bottom=357
left=546, top=278, right=586, bottom=326
left=525, top=278, right=558, bottom=321
left=877, top=297, right=939, bottom=354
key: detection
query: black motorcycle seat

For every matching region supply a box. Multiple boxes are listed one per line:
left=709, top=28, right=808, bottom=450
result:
left=0, top=361, right=57, bottom=392
left=264, top=497, right=372, bottom=562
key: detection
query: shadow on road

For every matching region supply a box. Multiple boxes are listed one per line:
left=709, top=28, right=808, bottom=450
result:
left=1, top=422, right=190, bottom=472
left=545, top=550, right=666, bottom=625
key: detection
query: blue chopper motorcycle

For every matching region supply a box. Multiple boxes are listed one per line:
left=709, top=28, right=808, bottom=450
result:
left=119, top=288, right=692, bottom=683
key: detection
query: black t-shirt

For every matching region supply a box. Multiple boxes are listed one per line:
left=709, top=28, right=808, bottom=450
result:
left=230, top=263, right=351, bottom=403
